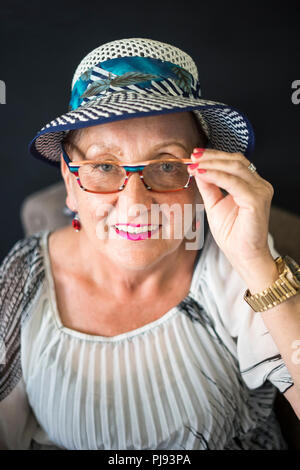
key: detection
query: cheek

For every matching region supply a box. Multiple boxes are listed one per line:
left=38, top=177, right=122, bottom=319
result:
left=65, top=178, right=80, bottom=208
left=77, top=196, right=113, bottom=226
left=160, top=192, right=195, bottom=233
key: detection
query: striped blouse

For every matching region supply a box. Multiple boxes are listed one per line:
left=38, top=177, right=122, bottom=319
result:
left=0, top=226, right=294, bottom=450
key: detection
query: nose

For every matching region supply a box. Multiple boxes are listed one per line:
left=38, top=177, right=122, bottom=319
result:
left=121, top=170, right=151, bottom=196
left=116, top=170, right=155, bottom=217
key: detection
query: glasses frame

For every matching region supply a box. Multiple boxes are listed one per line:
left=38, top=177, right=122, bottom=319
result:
left=61, top=145, right=196, bottom=194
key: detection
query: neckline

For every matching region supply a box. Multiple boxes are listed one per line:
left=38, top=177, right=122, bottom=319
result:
left=40, top=229, right=210, bottom=343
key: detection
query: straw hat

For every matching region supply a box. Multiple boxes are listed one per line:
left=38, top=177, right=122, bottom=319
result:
left=29, top=37, right=255, bottom=168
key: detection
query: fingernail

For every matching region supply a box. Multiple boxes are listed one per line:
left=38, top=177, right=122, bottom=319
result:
left=192, top=148, right=205, bottom=154
left=188, top=163, right=199, bottom=170
left=192, top=149, right=205, bottom=160
left=197, top=169, right=207, bottom=173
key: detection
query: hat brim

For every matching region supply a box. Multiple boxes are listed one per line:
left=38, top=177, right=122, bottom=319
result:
left=29, top=91, right=255, bottom=168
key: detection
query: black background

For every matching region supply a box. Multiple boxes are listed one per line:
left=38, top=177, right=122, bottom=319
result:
left=0, top=0, right=299, bottom=262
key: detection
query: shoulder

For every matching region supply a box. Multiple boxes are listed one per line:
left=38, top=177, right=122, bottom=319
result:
left=1, top=230, right=44, bottom=266
left=0, top=230, right=48, bottom=401
left=0, top=230, right=48, bottom=324
left=1, top=230, right=47, bottom=290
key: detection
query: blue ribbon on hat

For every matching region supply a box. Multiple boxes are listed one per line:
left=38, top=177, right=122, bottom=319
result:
left=69, top=56, right=199, bottom=110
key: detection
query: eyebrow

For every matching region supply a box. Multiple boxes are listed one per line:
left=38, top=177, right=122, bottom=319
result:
left=70, top=141, right=191, bottom=161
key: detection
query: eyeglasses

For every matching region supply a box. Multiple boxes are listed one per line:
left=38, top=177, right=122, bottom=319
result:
left=62, top=145, right=197, bottom=194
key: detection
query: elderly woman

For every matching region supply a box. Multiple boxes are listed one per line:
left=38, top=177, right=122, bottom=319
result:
left=0, top=38, right=300, bottom=450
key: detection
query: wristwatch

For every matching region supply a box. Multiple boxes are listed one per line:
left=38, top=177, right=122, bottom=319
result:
left=244, top=255, right=300, bottom=312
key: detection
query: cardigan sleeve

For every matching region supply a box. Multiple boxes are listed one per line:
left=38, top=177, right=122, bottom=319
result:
left=203, top=231, right=294, bottom=394
left=0, top=234, right=44, bottom=449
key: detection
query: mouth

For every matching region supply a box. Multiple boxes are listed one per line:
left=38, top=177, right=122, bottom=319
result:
left=113, top=224, right=162, bottom=241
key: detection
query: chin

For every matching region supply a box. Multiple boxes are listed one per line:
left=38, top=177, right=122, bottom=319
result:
left=110, top=242, right=176, bottom=269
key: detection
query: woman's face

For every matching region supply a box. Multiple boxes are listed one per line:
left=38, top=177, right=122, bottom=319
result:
left=61, top=111, right=205, bottom=270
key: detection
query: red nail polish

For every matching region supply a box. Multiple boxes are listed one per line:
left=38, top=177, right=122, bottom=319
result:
left=189, top=163, right=199, bottom=170
left=197, top=169, right=207, bottom=173
left=193, top=148, right=205, bottom=155
left=192, top=149, right=205, bottom=160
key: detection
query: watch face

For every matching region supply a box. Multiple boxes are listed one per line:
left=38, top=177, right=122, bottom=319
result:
left=284, top=255, right=300, bottom=283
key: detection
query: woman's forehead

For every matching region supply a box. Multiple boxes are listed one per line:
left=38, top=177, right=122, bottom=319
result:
left=78, top=112, right=200, bottom=145
left=86, top=140, right=190, bottom=157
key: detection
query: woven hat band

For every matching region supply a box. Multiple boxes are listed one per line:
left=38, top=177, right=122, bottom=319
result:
left=69, top=56, right=202, bottom=111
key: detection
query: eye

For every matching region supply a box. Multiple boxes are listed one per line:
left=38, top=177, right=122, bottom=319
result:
left=161, top=162, right=176, bottom=172
left=91, top=163, right=114, bottom=172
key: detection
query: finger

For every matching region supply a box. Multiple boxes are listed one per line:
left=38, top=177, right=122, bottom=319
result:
left=191, top=149, right=261, bottom=180
left=192, top=149, right=250, bottom=166
left=190, top=170, right=226, bottom=211
left=190, top=168, right=261, bottom=206
left=188, top=157, right=261, bottom=185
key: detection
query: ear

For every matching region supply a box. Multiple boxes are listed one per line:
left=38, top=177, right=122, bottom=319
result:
left=60, top=151, right=69, bottom=180
left=60, top=152, right=77, bottom=212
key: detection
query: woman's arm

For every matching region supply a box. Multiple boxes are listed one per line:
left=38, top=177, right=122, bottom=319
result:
left=188, top=149, right=300, bottom=416
left=239, top=255, right=300, bottom=414
left=0, top=234, right=43, bottom=448
left=0, top=379, right=38, bottom=449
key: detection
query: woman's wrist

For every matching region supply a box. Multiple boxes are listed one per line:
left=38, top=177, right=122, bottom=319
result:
left=237, top=253, right=279, bottom=295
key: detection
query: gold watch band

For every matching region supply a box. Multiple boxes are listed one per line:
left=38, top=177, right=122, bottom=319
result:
left=244, top=256, right=300, bottom=312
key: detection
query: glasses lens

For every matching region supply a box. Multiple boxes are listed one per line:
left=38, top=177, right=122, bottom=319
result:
left=77, top=160, right=190, bottom=192
left=143, top=160, right=189, bottom=191
left=78, top=162, right=125, bottom=193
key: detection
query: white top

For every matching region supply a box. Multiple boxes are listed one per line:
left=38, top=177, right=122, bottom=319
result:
left=0, top=228, right=293, bottom=450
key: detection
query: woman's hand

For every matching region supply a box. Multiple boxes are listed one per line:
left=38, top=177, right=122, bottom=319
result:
left=188, top=148, right=275, bottom=279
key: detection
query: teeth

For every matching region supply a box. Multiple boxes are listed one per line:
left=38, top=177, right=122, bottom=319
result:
left=115, top=225, right=159, bottom=234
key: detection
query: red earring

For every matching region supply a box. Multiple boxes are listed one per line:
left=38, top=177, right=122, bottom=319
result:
left=72, top=212, right=81, bottom=232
